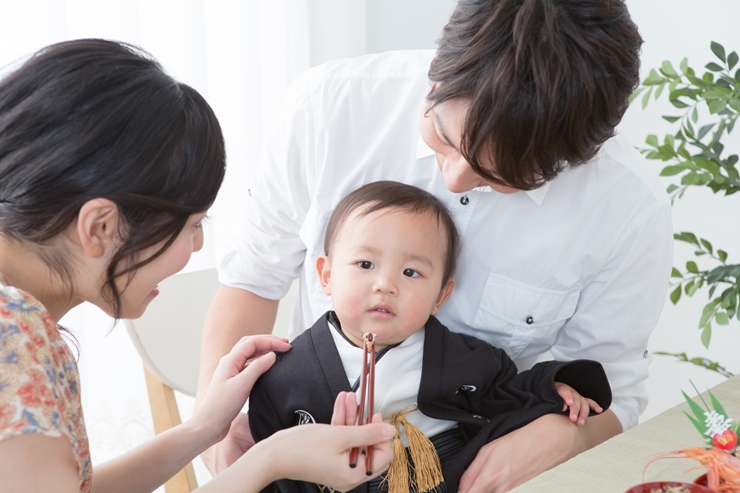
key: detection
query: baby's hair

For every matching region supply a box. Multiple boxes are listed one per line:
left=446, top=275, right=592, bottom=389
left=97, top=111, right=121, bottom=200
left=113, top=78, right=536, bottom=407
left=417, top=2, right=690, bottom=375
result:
left=0, top=39, right=225, bottom=318
left=324, top=181, right=459, bottom=286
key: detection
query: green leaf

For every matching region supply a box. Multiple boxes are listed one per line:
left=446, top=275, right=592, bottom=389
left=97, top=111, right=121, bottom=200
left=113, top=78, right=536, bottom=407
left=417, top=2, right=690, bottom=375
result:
left=660, top=165, right=685, bottom=177
left=680, top=57, right=690, bottom=74
left=667, top=184, right=679, bottom=194
left=662, top=115, right=681, bottom=123
left=706, top=62, right=724, bottom=72
left=630, top=87, right=645, bottom=104
left=655, top=82, right=665, bottom=99
left=692, top=107, right=699, bottom=123
left=642, top=86, right=654, bottom=109
left=671, top=267, right=683, bottom=278
left=729, top=52, right=739, bottom=70
left=718, top=250, right=728, bottom=262
left=661, top=61, right=678, bottom=77
left=699, top=302, right=717, bottom=328
left=716, top=312, right=730, bottom=325
left=708, top=390, right=729, bottom=419
left=675, top=232, right=700, bottom=246
left=708, top=100, right=727, bottom=114
left=684, top=411, right=709, bottom=437
left=686, top=261, right=699, bottom=273
left=701, top=323, right=712, bottom=348
left=697, top=123, right=715, bottom=140
left=711, top=41, right=727, bottom=63
left=700, top=239, right=713, bottom=254
left=643, top=68, right=665, bottom=85
left=671, top=99, right=690, bottom=109
left=646, top=134, right=659, bottom=147
left=687, top=280, right=700, bottom=296
left=683, top=390, right=710, bottom=422
left=729, top=98, right=740, bottom=113
left=670, top=285, right=682, bottom=304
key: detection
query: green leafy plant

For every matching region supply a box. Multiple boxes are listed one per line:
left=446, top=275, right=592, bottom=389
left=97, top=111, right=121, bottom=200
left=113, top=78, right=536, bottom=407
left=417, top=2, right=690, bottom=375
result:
left=633, top=41, right=739, bottom=376
left=682, top=382, right=738, bottom=453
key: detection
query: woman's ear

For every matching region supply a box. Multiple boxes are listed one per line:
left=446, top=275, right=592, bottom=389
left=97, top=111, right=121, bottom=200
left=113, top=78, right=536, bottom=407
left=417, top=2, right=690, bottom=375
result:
left=316, top=255, right=332, bottom=296
left=75, top=198, right=120, bottom=259
left=431, top=279, right=455, bottom=315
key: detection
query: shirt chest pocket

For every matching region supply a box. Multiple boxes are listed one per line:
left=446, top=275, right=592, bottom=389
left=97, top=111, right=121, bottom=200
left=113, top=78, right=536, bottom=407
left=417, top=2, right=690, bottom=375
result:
left=473, top=273, right=581, bottom=360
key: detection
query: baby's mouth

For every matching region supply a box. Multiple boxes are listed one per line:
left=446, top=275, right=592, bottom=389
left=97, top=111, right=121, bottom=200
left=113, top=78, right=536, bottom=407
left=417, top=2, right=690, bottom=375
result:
left=370, top=305, right=394, bottom=316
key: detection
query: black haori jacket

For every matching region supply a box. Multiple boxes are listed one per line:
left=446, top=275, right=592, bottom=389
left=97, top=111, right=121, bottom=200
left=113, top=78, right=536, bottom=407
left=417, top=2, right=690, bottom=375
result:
left=249, top=312, right=611, bottom=493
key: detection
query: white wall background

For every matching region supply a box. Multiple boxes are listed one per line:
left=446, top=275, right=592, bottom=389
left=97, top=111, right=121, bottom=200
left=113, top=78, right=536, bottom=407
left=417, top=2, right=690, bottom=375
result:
left=1, top=0, right=739, bottom=489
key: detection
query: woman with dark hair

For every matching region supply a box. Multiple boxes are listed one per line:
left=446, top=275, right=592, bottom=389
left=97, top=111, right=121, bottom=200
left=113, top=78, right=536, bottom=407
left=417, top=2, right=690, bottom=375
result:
left=0, top=39, right=393, bottom=493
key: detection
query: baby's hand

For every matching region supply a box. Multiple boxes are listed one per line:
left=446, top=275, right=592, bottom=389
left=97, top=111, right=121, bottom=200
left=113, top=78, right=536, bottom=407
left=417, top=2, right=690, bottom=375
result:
left=554, top=382, right=603, bottom=426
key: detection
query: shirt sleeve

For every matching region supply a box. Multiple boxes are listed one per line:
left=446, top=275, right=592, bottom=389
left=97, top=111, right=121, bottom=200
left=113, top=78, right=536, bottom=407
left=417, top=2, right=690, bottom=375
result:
left=218, top=69, right=316, bottom=300
left=550, top=200, right=673, bottom=430
left=0, top=319, right=71, bottom=444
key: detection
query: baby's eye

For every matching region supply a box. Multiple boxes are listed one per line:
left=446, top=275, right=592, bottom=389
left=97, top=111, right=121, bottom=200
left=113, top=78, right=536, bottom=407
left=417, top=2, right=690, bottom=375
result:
left=358, top=261, right=374, bottom=269
left=403, top=268, right=420, bottom=278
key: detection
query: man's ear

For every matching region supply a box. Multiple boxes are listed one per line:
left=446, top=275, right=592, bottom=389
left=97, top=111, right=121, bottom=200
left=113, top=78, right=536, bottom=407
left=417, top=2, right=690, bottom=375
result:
left=431, top=279, right=455, bottom=315
left=315, top=255, right=332, bottom=296
left=75, top=198, right=120, bottom=259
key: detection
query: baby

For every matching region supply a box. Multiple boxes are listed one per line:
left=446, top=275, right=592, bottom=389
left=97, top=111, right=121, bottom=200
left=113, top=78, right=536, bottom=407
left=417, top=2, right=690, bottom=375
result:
left=249, top=181, right=611, bottom=493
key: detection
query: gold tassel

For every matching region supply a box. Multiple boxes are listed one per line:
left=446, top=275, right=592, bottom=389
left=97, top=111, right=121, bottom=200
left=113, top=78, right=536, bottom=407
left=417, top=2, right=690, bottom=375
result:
left=380, top=404, right=444, bottom=493
left=398, top=412, right=443, bottom=492
left=379, top=423, right=410, bottom=493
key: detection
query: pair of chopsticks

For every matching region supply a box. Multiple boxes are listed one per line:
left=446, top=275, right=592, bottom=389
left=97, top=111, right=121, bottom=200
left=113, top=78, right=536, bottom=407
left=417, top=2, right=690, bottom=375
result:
left=349, top=332, right=376, bottom=475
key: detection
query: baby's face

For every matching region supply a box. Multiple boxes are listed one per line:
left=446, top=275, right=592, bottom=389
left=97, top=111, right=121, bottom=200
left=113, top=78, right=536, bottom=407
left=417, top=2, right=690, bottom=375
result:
left=316, top=207, right=453, bottom=349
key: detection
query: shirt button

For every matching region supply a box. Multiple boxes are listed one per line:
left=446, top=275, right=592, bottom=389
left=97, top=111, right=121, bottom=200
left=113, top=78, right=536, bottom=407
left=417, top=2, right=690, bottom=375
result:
left=460, top=195, right=469, bottom=205
left=526, top=316, right=534, bottom=325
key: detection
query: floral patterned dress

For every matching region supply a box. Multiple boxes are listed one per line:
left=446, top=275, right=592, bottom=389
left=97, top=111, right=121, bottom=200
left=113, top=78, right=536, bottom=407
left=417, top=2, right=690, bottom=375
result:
left=0, top=278, right=91, bottom=492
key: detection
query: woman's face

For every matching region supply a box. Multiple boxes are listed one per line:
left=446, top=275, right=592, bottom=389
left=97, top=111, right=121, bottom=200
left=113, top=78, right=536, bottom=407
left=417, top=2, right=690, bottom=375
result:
left=419, top=98, right=519, bottom=195
left=114, top=212, right=207, bottom=319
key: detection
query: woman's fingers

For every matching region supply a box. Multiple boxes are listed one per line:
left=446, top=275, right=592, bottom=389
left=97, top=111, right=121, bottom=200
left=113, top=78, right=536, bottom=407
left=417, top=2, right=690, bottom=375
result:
left=215, top=335, right=291, bottom=379
left=331, top=392, right=348, bottom=426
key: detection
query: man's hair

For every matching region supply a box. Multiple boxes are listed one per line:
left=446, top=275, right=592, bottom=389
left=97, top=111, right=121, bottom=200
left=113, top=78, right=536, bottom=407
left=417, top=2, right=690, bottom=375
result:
left=428, top=0, right=643, bottom=190
left=324, top=181, right=460, bottom=286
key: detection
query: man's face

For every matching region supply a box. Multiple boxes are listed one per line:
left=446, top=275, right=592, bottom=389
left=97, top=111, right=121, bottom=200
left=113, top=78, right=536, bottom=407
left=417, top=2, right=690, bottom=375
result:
left=419, top=98, right=519, bottom=195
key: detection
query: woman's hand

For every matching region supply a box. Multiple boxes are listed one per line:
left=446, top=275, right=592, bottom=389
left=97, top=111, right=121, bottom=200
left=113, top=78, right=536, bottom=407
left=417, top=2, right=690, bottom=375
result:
left=242, top=392, right=395, bottom=491
left=191, top=335, right=291, bottom=446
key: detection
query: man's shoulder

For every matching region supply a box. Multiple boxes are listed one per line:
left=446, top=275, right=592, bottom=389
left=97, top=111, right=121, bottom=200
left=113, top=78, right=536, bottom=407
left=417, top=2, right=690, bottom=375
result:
left=307, top=50, right=435, bottom=84
left=555, top=133, right=671, bottom=219
left=597, top=132, right=670, bottom=207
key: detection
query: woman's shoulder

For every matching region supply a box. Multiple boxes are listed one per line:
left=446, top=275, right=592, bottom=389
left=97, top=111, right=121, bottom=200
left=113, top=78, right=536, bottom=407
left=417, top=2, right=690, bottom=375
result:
left=0, top=279, right=91, bottom=490
left=0, top=279, right=60, bottom=350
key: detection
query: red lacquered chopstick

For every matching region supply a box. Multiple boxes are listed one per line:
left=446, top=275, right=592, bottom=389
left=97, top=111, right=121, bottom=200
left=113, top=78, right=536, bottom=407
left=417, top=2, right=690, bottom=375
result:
left=349, top=333, right=376, bottom=472
left=365, top=335, right=376, bottom=476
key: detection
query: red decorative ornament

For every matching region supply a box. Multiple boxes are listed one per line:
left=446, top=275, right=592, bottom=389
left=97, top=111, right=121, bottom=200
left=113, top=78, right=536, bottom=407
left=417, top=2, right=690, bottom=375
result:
left=712, top=429, right=738, bottom=451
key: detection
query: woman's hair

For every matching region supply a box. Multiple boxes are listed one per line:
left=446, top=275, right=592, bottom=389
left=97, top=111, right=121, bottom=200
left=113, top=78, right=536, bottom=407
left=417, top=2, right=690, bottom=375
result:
left=0, top=39, right=225, bottom=318
left=428, top=0, right=643, bottom=190
left=324, top=181, right=460, bottom=287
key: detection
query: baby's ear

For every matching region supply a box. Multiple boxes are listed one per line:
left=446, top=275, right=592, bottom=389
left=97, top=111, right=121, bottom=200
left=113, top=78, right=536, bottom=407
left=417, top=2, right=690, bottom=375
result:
left=431, top=279, right=455, bottom=315
left=315, top=255, right=332, bottom=296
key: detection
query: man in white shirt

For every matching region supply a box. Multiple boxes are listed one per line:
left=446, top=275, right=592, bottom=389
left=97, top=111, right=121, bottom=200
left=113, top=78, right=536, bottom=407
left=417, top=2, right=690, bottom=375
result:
left=198, top=1, right=673, bottom=491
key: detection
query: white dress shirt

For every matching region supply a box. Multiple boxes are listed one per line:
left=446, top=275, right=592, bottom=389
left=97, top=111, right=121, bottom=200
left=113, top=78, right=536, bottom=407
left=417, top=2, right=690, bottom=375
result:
left=219, top=50, right=674, bottom=431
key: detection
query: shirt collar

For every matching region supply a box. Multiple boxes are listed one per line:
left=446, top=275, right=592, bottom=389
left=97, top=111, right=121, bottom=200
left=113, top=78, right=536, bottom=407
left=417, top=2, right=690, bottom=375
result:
left=415, top=135, right=551, bottom=206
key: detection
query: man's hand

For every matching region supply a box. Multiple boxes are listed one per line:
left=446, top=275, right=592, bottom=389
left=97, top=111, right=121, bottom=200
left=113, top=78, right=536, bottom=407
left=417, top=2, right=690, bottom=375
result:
left=201, top=413, right=254, bottom=477
left=458, top=410, right=621, bottom=493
